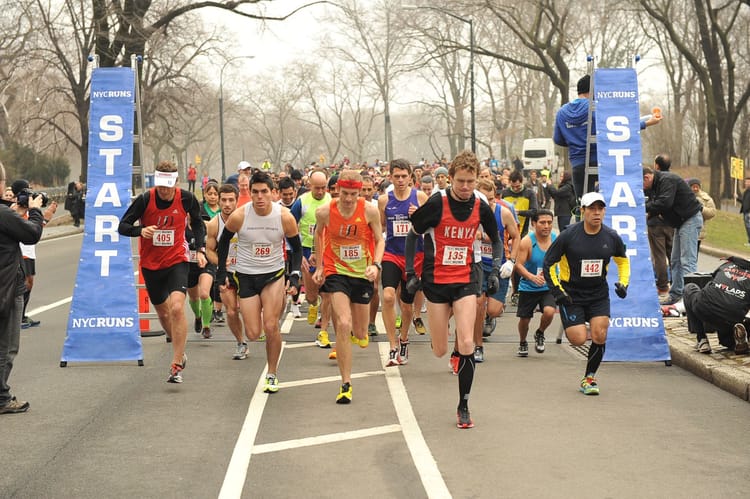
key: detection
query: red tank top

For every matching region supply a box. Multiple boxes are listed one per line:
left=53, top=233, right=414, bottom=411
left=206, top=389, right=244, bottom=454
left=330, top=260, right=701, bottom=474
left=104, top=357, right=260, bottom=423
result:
left=140, top=188, right=189, bottom=270
left=427, top=193, right=480, bottom=284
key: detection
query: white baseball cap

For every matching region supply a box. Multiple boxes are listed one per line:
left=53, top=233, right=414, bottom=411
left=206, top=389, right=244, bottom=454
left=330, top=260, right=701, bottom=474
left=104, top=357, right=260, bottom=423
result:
left=580, top=192, right=606, bottom=207
left=154, top=170, right=178, bottom=187
left=237, top=161, right=252, bottom=171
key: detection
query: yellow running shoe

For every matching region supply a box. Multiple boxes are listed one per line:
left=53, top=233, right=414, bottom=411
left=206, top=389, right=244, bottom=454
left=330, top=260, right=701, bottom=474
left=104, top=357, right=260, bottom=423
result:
left=350, top=332, right=369, bottom=348
left=413, top=317, right=427, bottom=335
left=328, top=348, right=337, bottom=360
left=336, top=382, right=352, bottom=404
left=316, top=330, right=331, bottom=348
left=307, top=298, right=319, bottom=325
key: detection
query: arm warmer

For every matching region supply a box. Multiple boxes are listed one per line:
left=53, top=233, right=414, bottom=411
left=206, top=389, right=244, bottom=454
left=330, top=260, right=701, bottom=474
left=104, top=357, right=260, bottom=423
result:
left=217, top=228, right=235, bottom=272
left=405, top=230, right=418, bottom=274
left=287, top=234, right=303, bottom=274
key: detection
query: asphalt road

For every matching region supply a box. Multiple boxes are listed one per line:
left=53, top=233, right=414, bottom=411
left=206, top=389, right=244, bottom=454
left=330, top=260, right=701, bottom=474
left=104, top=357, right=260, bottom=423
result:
left=2, top=232, right=749, bottom=498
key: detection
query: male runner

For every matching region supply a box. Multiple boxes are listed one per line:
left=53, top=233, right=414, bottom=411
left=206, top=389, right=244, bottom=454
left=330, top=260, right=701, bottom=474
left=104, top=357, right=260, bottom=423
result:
left=543, top=192, right=630, bottom=395
left=216, top=172, right=302, bottom=393
left=118, top=161, right=205, bottom=383
left=290, top=170, right=332, bottom=346
left=473, top=178, right=519, bottom=362
left=206, top=183, right=249, bottom=360
left=278, top=177, right=302, bottom=318
left=312, top=170, right=384, bottom=403
left=378, top=159, right=428, bottom=366
left=406, top=150, right=503, bottom=428
left=515, top=210, right=557, bottom=357
left=186, top=203, right=215, bottom=339
left=360, top=175, right=382, bottom=337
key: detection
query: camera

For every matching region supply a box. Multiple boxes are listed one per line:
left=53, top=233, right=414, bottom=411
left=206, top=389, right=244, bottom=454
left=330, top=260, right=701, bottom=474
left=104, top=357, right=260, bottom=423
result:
left=17, top=188, right=49, bottom=208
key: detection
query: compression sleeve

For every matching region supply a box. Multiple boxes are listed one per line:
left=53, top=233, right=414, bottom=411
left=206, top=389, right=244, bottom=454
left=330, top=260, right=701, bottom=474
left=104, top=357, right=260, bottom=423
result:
left=185, top=193, right=205, bottom=247
left=217, top=228, right=235, bottom=271
left=613, top=255, right=630, bottom=287
left=117, top=194, right=148, bottom=237
left=287, top=234, right=303, bottom=274
left=405, top=230, right=418, bottom=274
left=543, top=234, right=565, bottom=292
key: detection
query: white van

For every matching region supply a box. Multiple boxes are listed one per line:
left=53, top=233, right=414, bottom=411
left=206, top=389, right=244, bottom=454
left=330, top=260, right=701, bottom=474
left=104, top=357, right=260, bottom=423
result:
left=522, top=138, right=557, bottom=177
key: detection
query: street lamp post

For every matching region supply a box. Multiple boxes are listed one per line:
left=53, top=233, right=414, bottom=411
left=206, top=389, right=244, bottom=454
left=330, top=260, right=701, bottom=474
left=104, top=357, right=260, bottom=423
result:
left=219, top=56, right=253, bottom=182
left=405, top=6, right=476, bottom=153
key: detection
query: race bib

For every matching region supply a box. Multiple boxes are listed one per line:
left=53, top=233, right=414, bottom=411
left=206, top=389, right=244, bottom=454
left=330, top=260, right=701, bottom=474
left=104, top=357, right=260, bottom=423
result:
left=392, top=220, right=411, bottom=237
left=308, top=224, right=316, bottom=235
left=442, top=246, right=468, bottom=266
left=340, top=244, right=362, bottom=261
left=253, top=243, right=272, bottom=258
left=153, top=229, right=174, bottom=247
left=581, top=259, right=603, bottom=277
left=189, top=250, right=198, bottom=263
left=480, top=242, right=493, bottom=257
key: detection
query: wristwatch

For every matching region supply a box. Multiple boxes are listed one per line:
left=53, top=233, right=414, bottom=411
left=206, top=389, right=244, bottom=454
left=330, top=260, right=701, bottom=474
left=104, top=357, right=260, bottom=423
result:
left=372, top=262, right=382, bottom=271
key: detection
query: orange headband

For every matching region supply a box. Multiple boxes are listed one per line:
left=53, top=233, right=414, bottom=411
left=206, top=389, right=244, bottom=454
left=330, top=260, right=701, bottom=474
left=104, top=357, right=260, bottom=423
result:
left=337, top=179, right=362, bottom=189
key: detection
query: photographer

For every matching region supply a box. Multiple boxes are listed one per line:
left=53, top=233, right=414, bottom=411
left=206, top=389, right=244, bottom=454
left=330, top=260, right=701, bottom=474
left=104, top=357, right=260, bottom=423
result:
left=0, top=163, right=45, bottom=414
left=11, top=180, right=57, bottom=328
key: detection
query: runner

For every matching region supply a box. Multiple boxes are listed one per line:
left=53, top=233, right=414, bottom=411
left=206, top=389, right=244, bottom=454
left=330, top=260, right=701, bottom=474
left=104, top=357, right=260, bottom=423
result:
left=406, top=150, right=504, bottom=428
left=473, top=178, right=519, bottom=363
left=543, top=192, right=630, bottom=395
left=378, top=159, right=428, bottom=366
left=278, top=177, right=302, bottom=318
left=187, top=181, right=217, bottom=339
left=118, top=160, right=205, bottom=383
left=360, top=175, right=382, bottom=337
left=312, top=170, right=384, bottom=403
left=514, top=209, right=557, bottom=357
left=206, top=183, right=250, bottom=360
left=216, top=172, right=302, bottom=393
left=289, top=170, right=332, bottom=347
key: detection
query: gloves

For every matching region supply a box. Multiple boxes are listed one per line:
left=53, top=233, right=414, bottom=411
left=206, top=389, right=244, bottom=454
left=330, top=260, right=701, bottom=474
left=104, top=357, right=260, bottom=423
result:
left=405, top=272, right=422, bottom=295
left=552, top=287, right=573, bottom=306
left=499, top=260, right=514, bottom=279
left=487, top=268, right=500, bottom=295
left=614, top=282, right=628, bottom=299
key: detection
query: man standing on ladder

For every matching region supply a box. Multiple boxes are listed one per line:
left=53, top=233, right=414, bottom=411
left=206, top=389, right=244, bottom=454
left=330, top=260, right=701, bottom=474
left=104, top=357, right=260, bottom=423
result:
left=554, top=74, right=662, bottom=199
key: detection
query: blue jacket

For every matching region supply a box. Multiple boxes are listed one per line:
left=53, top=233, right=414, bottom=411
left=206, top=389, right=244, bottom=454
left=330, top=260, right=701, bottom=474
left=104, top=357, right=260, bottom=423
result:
left=554, top=98, right=647, bottom=169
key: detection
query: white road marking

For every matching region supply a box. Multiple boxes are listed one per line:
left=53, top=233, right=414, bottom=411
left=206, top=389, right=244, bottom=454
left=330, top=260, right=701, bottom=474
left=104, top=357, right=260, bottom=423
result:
left=252, top=424, right=401, bottom=455
left=27, top=297, right=72, bottom=317
left=378, top=341, right=452, bottom=499
left=281, top=370, right=384, bottom=388
left=218, top=318, right=295, bottom=499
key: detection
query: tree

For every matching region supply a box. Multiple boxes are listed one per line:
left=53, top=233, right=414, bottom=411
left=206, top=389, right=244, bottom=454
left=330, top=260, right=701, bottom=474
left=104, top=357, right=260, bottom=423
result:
left=639, top=0, right=750, bottom=199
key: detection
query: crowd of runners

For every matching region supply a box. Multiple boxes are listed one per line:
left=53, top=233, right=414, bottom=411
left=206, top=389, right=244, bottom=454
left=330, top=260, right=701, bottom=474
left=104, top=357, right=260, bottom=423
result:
left=117, top=150, right=630, bottom=428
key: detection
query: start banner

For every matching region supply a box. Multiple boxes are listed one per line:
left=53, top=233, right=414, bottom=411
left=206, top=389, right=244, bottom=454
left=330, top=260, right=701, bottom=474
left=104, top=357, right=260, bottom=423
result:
left=61, top=67, right=142, bottom=364
left=593, top=68, right=671, bottom=362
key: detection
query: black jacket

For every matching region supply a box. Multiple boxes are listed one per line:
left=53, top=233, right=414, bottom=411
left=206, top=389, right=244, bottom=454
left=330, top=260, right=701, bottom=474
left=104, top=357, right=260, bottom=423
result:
left=0, top=202, right=43, bottom=308
left=740, top=189, right=750, bottom=214
left=546, top=179, right=577, bottom=218
left=645, top=171, right=702, bottom=228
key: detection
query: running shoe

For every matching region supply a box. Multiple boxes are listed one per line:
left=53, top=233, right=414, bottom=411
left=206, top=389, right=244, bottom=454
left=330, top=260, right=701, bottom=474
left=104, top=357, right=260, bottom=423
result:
left=194, top=316, right=202, bottom=333
left=315, top=318, right=322, bottom=329
left=22, top=316, right=40, bottom=328
left=167, top=363, right=183, bottom=383
left=456, top=407, right=474, bottom=429
left=517, top=341, right=529, bottom=357
left=697, top=338, right=712, bottom=354
left=413, top=318, right=427, bottom=335
left=336, top=382, right=352, bottom=404
left=307, top=298, right=319, bottom=325
left=350, top=332, right=369, bottom=349
left=263, top=373, right=279, bottom=393
left=734, top=323, right=749, bottom=355
left=291, top=303, right=302, bottom=318
left=534, top=330, right=546, bottom=354
left=473, top=345, right=484, bottom=363
left=449, top=352, right=460, bottom=375
left=368, top=323, right=378, bottom=337
left=214, top=310, right=225, bottom=323
left=421, top=301, right=427, bottom=314
left=386, top=348, right=400, bottom=367
left=398, top=339, right=409, bottom=365
left=482, top=315, right=496, bottom=337
left=328, top=349, right=337, bottom=360
left=395, top=316, right=402, bottom=331
left=316, top=330, right=332, bottom=348
left=233, top=342, right=248, bottom=360
left=510, top=292, right=519, bottom=307
left=580, top=375, right=599, bottom=396
left=201, top=327, right=212, bottom=339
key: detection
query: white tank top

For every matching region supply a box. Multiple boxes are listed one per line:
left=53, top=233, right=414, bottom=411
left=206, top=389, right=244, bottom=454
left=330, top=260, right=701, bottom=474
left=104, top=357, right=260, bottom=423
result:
left=235, top=202, right=285, bottom=274
left=218, top=214, right=239, bottom=272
